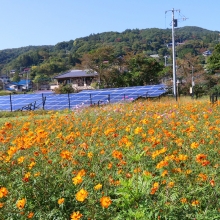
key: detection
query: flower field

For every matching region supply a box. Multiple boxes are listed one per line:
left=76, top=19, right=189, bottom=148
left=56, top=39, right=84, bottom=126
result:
left=1, top=98, right=220, bottom=219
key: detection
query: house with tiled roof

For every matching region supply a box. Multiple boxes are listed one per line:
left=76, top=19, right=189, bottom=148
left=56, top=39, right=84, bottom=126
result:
left=51, top=69, right=98, bottom=90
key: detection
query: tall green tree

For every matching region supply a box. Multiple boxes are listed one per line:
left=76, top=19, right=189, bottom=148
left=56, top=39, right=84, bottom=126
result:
left=81, top=46, right=117, bottom=87
left=12, top=71, right=20, bottom=82
left=207, top=44, right=220, bottom=74
left=124, top=53, right=163, bottom=86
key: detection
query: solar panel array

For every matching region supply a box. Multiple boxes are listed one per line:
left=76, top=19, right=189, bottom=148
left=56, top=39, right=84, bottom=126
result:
left=0, top=84, right=167, bottom=111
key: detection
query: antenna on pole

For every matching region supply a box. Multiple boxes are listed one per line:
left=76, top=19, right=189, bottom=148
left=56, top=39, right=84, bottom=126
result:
left=165, top=9, right=187, bottom=101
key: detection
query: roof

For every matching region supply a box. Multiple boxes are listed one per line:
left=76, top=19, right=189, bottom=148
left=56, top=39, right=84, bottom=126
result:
left=54, top=70, right=98, bottom=79
left=150, top=54, right=159, bottom=58
left=10, top=80, right=31, bottom=86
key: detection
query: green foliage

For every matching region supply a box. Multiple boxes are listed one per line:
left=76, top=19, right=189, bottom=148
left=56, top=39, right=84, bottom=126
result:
left=12, top=72, right=21, bottom=82
left=125, top=54, right=163, bottom=85
left=209, top=84, right=220, bottom=95
left=54, top=84, right=75, bottom=94
left=206, top=44, right=220, bottom=73
left=33, top=74, right=50, bottom=84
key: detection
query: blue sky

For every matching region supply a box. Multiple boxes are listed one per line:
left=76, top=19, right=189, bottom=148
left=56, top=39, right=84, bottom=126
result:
left=0, top=0, right=219, bottom=50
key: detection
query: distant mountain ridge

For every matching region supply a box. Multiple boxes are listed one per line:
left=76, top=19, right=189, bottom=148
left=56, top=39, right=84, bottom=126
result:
left=0, top=26, right=219, bottom=75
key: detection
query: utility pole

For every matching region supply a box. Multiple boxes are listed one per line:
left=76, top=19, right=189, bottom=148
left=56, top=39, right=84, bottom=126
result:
left=165, top=8, right=187, bottom=101
left=172, top=9, right=177, bottom=101
left=191, top=65, right=194, bottom=98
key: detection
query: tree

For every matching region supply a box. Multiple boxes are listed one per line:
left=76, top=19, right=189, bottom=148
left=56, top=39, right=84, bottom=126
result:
left=81, top=46, right=117, bottom=87
left=207, top=44, right=220, bottom=74
left=123, top=53, right=163, bottom=86
left=176, top=53, right=206, bottom=95
left=12, top=71, right=21, bottom=82
left=33, top=74, right=51, bottom=90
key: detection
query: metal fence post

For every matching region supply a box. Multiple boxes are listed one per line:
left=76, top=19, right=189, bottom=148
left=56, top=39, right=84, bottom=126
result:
left=68, top=93, right=71, bottom=109
left=10, top=94, right=12, bottom=112
left=90, top=93, right=92, bottom=105
left=108, top=94, right=110, bottom=103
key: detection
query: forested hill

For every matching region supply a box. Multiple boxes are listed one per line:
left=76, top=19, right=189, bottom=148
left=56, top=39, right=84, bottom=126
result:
left=0, top=26, right=219, bottom=75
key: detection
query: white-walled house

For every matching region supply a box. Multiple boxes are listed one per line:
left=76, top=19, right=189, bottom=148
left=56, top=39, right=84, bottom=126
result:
left=0, top=75, right=10, bottom=84
left=52, top=69, right=98, bottom=90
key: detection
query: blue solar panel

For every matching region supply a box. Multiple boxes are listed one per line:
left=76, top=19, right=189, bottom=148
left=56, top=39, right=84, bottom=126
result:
left=0, top=84, right=167, bottom=111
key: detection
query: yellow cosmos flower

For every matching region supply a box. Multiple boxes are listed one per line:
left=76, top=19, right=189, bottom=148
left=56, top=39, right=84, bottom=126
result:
left=72, top=175, right=83, bottom=185
left=94, top=183, right=102, bottom=190
left=87, top=152, right=93, bottom=159
left=190, top=142, right=199, bottom=149
left=17, top=156, right=25, bottom=164
left=34, top=172, right=41, bottom=177
left=28, top=161, right=36, bottom=170
left=134, top=127, right=143, bottom=134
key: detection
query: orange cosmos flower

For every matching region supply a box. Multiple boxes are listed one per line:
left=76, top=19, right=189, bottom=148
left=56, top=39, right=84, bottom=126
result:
left=178, top=154, right=188, bottom=161
left=156, top=160, right=169, bottom=169
left=60, top=150, right=72, bottom=160
left=4, top=122, right=13, bottom=129
left=195, top=154, right=207, bottom=163
left=58, top=198, right=65, bottom=205
left=148, top=128, right=155, bottom=135
left=180, top=198, right=187, bottom=203
left=134, top=127, right=143, bottom=134
left=198, top=173, right=207, bottom=181
left=108, top=163, right=113, bottom=169
left=185, top=169, right=192, bottom=175
left=16, top=198, right=26, bottom=210
left=0, top=187, right=8, bottom=198
left=89, top=172, right=96, bottom=178
left=0, top=202, right=4, bottom=208
left=133, top=167, right=141, bottom=173
left=143, top=171, right=152, bottom=176
left=70, top=211, right=83, bottom=220
left=201, top=160, right=210, bottom=166
left=161, top=170, right=168, bottom=177
left=191, top=200, right=199, bottom=206
left=210, top=179, right=215, bottom=187
left=75, top=189, right=88, bottom=202
left=34, top=172, right=41, bottom=177
left=28, top=161, right=36, bottom=170
left=100, top=196, right=112, bottom=208
left=167, top=181, right=175, bottom=188
left=126, top=173, right=132, bottom=178
left=27, top=212, right=34, bottom=219
left=112, top=150, right=123, bottom=160
left=150, top=182, right=159, bottom=195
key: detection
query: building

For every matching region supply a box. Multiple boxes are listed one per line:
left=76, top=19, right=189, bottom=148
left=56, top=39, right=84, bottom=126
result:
left=6, top=80, right=33, bottom=92
left=0, top=75, right=10, bottom=84
left=52, top=69, right=98, bottom=90
left=202, top=50, right=212, bottom=56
